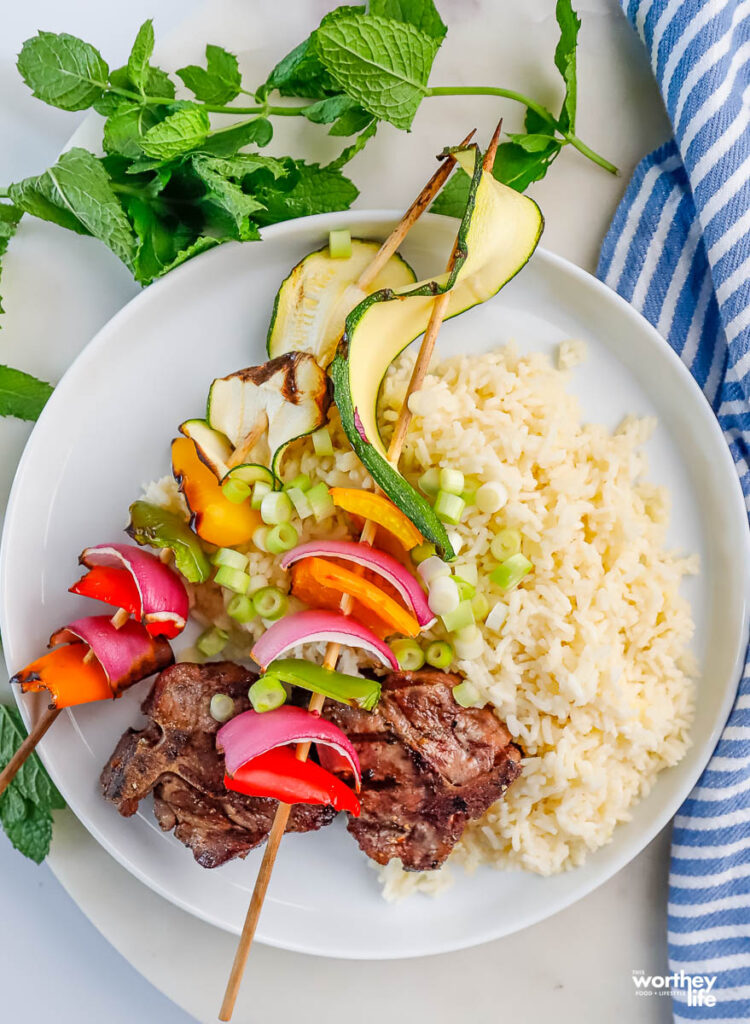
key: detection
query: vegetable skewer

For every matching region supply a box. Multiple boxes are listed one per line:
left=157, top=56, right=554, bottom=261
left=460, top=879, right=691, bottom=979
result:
left=218, top=124, right=494, bottom=1022
left=0, top=547, right=180, bottom=799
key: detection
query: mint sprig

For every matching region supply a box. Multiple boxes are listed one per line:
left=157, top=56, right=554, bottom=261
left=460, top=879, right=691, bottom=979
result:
left=0, top=0, right=616, bottom=425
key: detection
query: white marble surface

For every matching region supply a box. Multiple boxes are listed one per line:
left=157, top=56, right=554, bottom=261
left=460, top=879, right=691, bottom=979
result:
left=0, top=1, right=677, bottom=1021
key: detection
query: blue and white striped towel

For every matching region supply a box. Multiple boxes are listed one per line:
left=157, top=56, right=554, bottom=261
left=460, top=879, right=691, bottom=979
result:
left=598, top=1, right=750, bottom=1019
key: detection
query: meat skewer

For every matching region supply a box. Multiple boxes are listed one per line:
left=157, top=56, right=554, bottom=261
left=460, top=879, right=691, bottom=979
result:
left=219, top=124, right=501, bottom=1021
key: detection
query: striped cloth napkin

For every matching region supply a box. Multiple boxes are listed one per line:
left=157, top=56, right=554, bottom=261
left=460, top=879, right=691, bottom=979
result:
left=598, top=1, right=750, bottom=1019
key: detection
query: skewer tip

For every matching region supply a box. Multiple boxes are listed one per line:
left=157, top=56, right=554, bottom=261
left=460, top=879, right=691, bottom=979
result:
left=483, top=119, right=503, bottom=172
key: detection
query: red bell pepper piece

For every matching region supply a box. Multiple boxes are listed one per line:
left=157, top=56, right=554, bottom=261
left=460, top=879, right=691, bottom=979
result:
left=224, top=746, right=361, bottom=816
left=70, top=565, right=141, bottom=617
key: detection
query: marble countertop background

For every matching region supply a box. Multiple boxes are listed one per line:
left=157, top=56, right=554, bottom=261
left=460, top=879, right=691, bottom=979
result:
left=0, top=2, right=676, bottom=1021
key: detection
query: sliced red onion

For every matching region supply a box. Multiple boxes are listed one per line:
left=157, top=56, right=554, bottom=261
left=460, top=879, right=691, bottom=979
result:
left=79, top=543, right=189, bottom=637
left=251, top=609, right=398, bottom=671
left=217, top=705, right=361, bottom=788
left=279, top=540, right=435, bottom=628
left=50, top=615, right=173, bottom=694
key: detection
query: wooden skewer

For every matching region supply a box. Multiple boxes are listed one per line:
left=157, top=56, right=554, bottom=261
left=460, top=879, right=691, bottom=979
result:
left=0, top=705, right=61, bottom=798
left=219, top=125, right=491, bottom=1022
left=355, top=129, right=476, bottom=292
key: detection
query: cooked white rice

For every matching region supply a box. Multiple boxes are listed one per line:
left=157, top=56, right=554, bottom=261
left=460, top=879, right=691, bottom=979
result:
left=152, top=342, right=697, bottom=898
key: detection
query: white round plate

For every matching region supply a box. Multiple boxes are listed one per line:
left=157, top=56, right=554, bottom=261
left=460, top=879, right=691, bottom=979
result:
left=1, top=211, right=748, bottom=959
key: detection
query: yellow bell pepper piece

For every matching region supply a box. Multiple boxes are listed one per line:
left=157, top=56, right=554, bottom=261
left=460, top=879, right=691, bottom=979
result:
left=328, top=488, right=423, bottom=551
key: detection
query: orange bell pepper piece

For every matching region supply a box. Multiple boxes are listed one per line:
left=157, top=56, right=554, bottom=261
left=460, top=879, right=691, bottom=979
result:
left=12, top=643, right=112, bottom=709
left=329, top=488, right=423, bottom=551
left=171, top=437, right=260, bottom=547
left=290, top=560, right=391, bottom=640
left=297, top=557, right=419, bottom=638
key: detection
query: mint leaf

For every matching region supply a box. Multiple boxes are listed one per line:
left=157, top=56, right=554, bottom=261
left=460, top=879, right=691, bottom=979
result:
left=302, top=93, right=372, bottom=135
left=0, top=706, right=64, bottom=809
left=554, top=0, right=580, bottom=133
left=103, top=102, right=163, bottom=158
left=329, top=120, right=377, bottom=169
left=258, top=6, right=365, bottom=101
left=141, top=104, right=211, bottom=159
left=127, top=20, right=154, bottom=96
left=506, top=132, right=559, bottom=153
left=189, top=154, right=276, bottom=240
left=17, top=31, right=109, bottom=111
left=430, top=169, right=469, bottom=217
left=0, top=786, right=26, bottom=826
left=0, top=365, right=53, bottom=420
left=0, top=204, right=23, bottom=318
left=2, top=800, right=53, bottom=864
left=368, top=0, right=447, bottom=41
left=177, top=45, right=242, bottom=105
left=121, top=196, right=190, bottom=285
left=316, top=14, right=439, bottom=130
left=200, top=117, right=272, bottom=157
left=253, top=161, right=358, bottom=224
left=9, top=148, right=137, bottom=270
left=158, top=235, right=223, bottom=276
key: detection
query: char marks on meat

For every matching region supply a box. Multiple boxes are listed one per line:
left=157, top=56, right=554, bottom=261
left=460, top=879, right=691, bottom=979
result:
left=100, top=662, right=335, bottom=868
left=326, top=669, right=522, bottom=871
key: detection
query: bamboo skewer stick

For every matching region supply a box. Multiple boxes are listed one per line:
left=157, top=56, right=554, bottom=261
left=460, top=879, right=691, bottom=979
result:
left=219, top=124, right=493, bottom=1022
left=0, top=706, right=60, bottom=798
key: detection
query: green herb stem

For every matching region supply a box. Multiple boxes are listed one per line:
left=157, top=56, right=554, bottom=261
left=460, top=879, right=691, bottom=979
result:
left=425, top=85, right=618, bottom=175
left=110, top=82, right=313, bottom=118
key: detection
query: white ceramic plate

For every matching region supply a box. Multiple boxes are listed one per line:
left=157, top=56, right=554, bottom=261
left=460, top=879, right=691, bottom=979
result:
left=1, top=211, right=748, bottom=959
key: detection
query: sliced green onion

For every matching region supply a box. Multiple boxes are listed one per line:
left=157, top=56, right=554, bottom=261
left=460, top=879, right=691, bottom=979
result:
left=251, top=480, right=273, bottom=510
left=212, top=547, right=249, bottom=571
left=391, top=638, right=425, bottom=671
left=410, top=541, right=436, bottom=565
left=197, top=627, right=228, bottom=657
left=439, top=468, right=465, bottom=495
left=453, top=576, right=476, bottom=601
left=221, top=477, right=251, bottom=504
left=328, top=228, right=352, bottom=260
left=311, top=426, right=334, bottom=456
left=491, top=553, right=533, bottom=591
left=252, top=586, right=288, bottom=620
left=485, top=602, right=508, bottom=633
left=417, top=555, right=451, bottom=585
left=425, top=640, right=453, bottom=669
left=286, top=486, right=313, bottom=520
left=434, top=490, right=466, bottom=525
left=441, top=600, right=475, bottom=633
left=248, top=676, right=287, bottom=713
left=261, top=490, right=293, bottom=525
left=453, top=561, right=478, bottom=586
left=454, top=624, right=485, bottom=660
left=460, top=488, right=477, bottom=507
left=209, top=692, right=235, bottom=722
left=227, top=594, right=256, bottom=623
left=307, top=481, right=335, bottom=521
left=476, top=481, right=508, bottom=514
left=452, top=680, right=482, bottom=708
left=266, top=522, right=299, bottom=554
left=214, top=565, right=251, bottom=594
left=418, top=467, right=440, bottom=497
left=428, top=576, right=460, bottom=616
left=446, top=530, right=463, bottom=556
left=490, top=528, right=522, bottom=562
left=252, top=525, right=270, bottom=552
left=471, top=593, right=490, bottom=622
left=285, top=473, right=311, bottom=493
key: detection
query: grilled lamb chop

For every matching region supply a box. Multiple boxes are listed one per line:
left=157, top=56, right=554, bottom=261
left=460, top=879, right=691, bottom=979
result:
left=100, top=661, right=335, bottom=868
left=326, top=669, right=522, bottom=871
